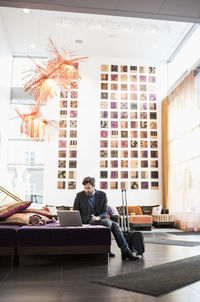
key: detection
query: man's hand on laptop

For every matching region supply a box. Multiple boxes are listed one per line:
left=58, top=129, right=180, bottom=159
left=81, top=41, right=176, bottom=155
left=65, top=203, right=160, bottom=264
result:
left=91, top=215, right=101, bottom=221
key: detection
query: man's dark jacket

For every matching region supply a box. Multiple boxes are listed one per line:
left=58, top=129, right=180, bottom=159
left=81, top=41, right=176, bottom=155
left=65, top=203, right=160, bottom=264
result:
left=73, top=190, right=108, bottom=224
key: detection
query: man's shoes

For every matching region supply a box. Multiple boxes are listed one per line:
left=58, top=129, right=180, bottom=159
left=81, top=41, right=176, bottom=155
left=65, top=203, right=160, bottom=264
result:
left=121, top=250, right=140, bottom=261
left=109, top=252, right=116, bottom=257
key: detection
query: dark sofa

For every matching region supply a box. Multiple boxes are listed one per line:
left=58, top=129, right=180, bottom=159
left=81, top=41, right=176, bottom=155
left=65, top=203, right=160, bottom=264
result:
left=0, top=223, right=111, bottom=265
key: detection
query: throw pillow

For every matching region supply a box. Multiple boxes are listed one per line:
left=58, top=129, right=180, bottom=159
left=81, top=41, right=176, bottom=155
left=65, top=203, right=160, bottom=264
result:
left=152, top=205, right=162, bottom=215
left=23, top=208, right=53, bottom=218
left=0, top=212, right=54, bottom=225
left=0, top=201, right=31, bottom=220
left=107, top=205, right=119, bottom=216
left=127, top=206, right=143, bottom=215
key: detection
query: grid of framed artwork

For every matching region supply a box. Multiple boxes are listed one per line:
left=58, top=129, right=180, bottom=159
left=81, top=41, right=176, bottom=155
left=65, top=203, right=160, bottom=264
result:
left=57, top=80, right=78, bottom=190
left=100, top=64, right=159, bottom=190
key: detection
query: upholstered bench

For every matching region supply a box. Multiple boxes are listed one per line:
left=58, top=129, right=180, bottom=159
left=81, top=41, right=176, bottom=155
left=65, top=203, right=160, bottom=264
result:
left=0, top=225, right=20, bottom=265
left=129, top=215, right=153, bottom=231
left=118, top=206, right=153, bottom=231
left=17, top=223, right=111, bottom=264
left=152, top=214, right=175, bottom=228
left=0, top=225, right=20, bottom=256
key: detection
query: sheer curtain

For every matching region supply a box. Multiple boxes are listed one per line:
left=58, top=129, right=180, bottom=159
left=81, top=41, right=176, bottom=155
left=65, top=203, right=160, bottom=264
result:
left=167, top=71, right=200, bottom=231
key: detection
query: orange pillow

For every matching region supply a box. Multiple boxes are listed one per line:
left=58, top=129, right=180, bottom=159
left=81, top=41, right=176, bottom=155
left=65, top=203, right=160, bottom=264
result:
left=127, top=206, right=143, bottom=215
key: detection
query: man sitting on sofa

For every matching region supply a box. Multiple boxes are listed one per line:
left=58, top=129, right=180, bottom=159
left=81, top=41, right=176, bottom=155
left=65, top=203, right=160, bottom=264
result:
left=73, top=176, right=140, bottom=261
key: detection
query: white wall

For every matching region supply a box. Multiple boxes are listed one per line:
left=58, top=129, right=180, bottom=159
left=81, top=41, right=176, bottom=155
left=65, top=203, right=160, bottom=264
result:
left=0, top=17, right=12, bottom=188
left=43, top=56, right=167, bottom=207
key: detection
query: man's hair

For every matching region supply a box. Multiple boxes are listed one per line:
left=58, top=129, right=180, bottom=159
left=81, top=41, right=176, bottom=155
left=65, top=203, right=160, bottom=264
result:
left=82, top=177, right=95, bottom=187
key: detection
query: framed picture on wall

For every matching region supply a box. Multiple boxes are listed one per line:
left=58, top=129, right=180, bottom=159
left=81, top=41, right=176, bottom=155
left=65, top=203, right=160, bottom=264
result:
left=58, top=150, right=66, bottom=158
left=59, top=140, right=67, bottom=148
left=100, top=171, right=108, bottom=178
left=121, top=150, right=129, bottom=158
left=151, top=160, right=158, bottom=168
left=130, top=66, right=137, bottom=73
left=100, top=101, right=108, bottom=109
left=141, top=171, right=148, bottom=179
left=57, top=181, right=65, bottom=189
left=70, top=101, right=78, bottom=108
left=100, top=160, right=108, bottom=168
left=110, top=182, right=118, bottom=189
left=149, top=67, right=156, bottom=74
left=100, top=150, right=108, bottom=158
left=101, top=74, right=108, bottom=81
left=111, top=160, right=118, bottom=168
left=60, top=91, right=68, bottom=98
left=111, top=150, right=118, bottom=158
left=69, top=160, right=77, bottom=168
left=121, top=93, right=128, bottom=100
left=151, top=181, right=159, bottom=189
left=150, top=131, right=158, bottom=139
left=131, top=171, right=138, bottom=178
left=68, top=171, right=76, bottom=179
left=130, top=160, right=138, bottom=168
left=69, top=150, right=77, bottom=158
left=101, top=64, right=108, bottom=72
left=111, top=74, right=118, bottom=81
left=121, top=171, right=128, bottom=178
left=130, top=150, right=138, bottom=158
left=58, top=170, right=66, bottom=179
left=111, top=171, right=118, bottom=178
left=59, top=130, right=67, bottom=138
left=130, top=131, right=138, bottom=140
left=110, top=130, right=118, bottom=138
left=59, top=120, right=67, bottom=128
left=130, top=182, right=138, bottom=189
left=121, top=160, right=128, bottom=168
left=100, top=140, right=108, bottom=148
left=68, top=181, right=76, bottom=189
left=60, top=100, right=68, bottom=108
left=141, top=182, right=149, bottom=189
left=101, top=111, right=108, bottom=119
left=58, top=160, right=66, bottom=168
left=110, top=140, right=118, bottom=148
left=70, top=81, right=78, bottom=89
left=71, top=91, right=78, bottom=99
left=101, top=121, right=108, bottom=128
left=100, top=181, right=108, bottom=189
left=120, top=182, right=128, bottom=190
left=111, top=65, right=118, bottom=72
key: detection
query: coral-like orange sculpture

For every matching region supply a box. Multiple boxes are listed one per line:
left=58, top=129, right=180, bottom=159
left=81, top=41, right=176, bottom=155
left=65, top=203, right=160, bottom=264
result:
left=24, top=38, right=87, bottom=104
left=14, top=38, right=87, bottom=141
left=14, top=103, right=60, bottom=142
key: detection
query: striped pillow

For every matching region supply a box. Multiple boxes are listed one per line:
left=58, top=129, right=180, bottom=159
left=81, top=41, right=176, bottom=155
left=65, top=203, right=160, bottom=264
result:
left=0, top=201, right=31, bottom=219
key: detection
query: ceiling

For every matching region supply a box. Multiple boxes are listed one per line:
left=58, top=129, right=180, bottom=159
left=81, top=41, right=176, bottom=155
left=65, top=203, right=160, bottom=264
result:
left=0, top=0, right=200, bottom=23
left=0, top=6, right=194, bottom=63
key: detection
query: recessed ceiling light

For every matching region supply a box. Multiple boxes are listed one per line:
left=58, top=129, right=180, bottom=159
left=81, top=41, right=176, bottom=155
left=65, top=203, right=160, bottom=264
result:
left=30, top=44, right=36, bottom=48
left=23, top=8, right=30, bottom=14
left=75, top=40, right=83, bottom=44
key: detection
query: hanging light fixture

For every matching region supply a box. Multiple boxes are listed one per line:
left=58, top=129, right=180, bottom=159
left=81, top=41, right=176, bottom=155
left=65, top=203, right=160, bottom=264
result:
left=14, top=38, right=88, bottom=141
left=14, top=104, right=60, bottom=142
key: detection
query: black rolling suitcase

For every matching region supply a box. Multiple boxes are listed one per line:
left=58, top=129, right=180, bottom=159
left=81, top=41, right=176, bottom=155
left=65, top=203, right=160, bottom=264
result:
left=121, top=189, right=145, bottom=257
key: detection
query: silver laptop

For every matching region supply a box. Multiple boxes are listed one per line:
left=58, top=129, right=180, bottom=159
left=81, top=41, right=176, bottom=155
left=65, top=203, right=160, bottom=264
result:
left=57, top=210, right=82, bottom=227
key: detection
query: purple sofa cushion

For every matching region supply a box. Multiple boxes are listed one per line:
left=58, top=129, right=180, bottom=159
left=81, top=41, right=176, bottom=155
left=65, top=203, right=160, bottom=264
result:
left=0, top=201, right=31, bottom=219
left=0, top=225, right=20, bottom=247
left=18, top=224, right=111, bottom=247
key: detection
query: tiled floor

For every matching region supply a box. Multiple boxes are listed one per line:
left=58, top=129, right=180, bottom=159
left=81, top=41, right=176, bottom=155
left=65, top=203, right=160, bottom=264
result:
left=1, top=229, right=200, bottom=302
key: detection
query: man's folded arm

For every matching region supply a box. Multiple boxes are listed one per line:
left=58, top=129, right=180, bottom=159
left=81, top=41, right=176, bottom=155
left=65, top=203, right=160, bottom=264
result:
left=98, top=193, right=108, bottom=218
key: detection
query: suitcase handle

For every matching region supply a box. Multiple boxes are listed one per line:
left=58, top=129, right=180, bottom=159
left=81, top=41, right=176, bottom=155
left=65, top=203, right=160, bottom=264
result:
left=121, top=189, right=130, bottom=232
